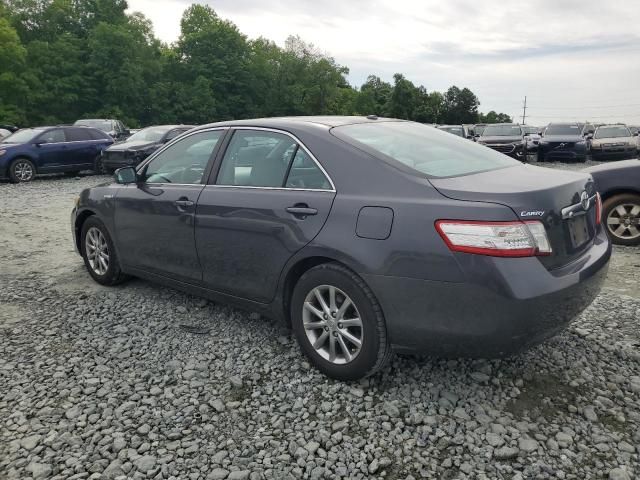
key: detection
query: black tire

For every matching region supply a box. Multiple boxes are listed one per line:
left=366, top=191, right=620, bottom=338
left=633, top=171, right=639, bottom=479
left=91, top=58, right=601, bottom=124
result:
left=602, top=194, right=640, bottom=246
left=93, top=155, right=112, bottom=175
left=8, top=158, right=36, bottom=183
left=80, top=216, right=129, bottom=285
left=290, top=262, right=391, bottom=381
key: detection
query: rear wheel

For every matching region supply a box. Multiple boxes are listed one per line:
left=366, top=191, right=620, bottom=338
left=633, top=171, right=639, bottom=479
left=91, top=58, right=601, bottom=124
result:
left=80, top=216, right=128, bottom=285
left=603, top=194, right=640, bottom=246
left=9, top=158, right=36, bottom=183
left=290, top=263, right=391, bottom=380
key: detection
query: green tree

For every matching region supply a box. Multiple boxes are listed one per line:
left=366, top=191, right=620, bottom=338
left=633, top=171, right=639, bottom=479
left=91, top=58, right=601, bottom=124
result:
left=441, top=86, right=480, bottom=124
left=479, top=111, right=512, bottom=123
left=0, top=16, right=28, bottom=124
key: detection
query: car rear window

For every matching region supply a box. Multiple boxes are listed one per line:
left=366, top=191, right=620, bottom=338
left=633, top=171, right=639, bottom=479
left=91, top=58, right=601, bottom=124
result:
left=332, top=121, right=518, bottom=178
left=594, top=126, right=631, bottom=139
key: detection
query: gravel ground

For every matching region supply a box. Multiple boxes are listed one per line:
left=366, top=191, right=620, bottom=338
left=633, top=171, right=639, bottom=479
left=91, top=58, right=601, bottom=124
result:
left=1, top=163, right=638, bottom=480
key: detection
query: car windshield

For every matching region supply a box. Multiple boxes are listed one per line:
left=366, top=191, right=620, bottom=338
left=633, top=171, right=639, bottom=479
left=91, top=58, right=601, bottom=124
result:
left=1, top=128, right=44, bottom=143
left=76, top=120, right=112, bottom=131
left=438, top=126, right=464, bottom=137
left=127, top=127, right=170, bottom=143
left=332, top=121, right=518, bottom=178
left=545, top=124, right=581, bottom=135
left=482, top=125, right=522, bottom=136
left=594, top=126, right=631, bottom=139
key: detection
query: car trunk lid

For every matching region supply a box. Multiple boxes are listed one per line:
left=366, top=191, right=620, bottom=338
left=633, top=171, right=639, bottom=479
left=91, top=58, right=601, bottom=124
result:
left=430, top=164, right=598, bottom=269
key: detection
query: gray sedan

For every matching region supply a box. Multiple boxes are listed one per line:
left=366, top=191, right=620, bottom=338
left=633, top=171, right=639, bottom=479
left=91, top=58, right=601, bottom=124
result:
left=71, top=116, right=611, bottom=380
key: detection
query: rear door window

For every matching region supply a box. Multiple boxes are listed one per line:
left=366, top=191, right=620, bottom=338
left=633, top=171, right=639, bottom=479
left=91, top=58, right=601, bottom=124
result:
left=65, top=127, right=93, bottom=142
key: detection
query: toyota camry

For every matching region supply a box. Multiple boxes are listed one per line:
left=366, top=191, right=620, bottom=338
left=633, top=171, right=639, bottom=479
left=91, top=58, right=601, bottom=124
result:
left=71, top=116, right=611, bottom=380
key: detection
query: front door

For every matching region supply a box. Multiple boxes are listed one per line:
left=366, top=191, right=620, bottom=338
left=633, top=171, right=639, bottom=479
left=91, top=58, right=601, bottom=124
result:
left=114, top=129, right=226, bottom=282
left=195, top=128, right=336, bottom=303
left=35, top=128, right=67, bottom=172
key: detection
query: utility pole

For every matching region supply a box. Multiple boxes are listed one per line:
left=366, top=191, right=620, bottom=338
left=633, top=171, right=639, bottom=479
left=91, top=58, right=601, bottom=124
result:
left=521, top=96, right=527, bottom=125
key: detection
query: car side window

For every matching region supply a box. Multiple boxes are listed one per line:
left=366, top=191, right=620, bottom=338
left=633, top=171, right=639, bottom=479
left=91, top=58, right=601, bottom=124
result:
left=216, top=130, right=297, bottom=187
left=285, top=148, right=331, bottom=190
left=38, top=129, right=66, bottom=144
left=65, top=127, right=92, bottom=142
left=142, top=130, right=223, bottom=184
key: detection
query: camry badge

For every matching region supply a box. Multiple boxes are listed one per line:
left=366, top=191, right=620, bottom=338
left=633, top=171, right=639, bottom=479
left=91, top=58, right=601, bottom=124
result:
left=520, top=210, right=545, bottom=217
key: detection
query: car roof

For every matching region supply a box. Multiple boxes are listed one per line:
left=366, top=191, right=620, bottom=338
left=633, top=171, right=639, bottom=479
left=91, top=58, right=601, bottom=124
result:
left=195, top=116, right=406, bottom=132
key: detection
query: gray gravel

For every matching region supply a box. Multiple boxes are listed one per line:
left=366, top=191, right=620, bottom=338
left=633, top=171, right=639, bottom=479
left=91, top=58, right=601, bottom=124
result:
left=1, top=168, right=639, bottom=479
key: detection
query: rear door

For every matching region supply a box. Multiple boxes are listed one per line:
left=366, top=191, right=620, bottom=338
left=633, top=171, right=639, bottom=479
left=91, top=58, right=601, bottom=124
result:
left=114, top=128, right=226, bottom=282
left=195, top=128, right=336, bottom=303
left=63, top=127, right=98, bottom=169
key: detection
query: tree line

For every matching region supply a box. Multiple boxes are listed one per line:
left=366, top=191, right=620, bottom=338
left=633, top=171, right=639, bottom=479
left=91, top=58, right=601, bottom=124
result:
left=0, top=0, right=512, bottom=128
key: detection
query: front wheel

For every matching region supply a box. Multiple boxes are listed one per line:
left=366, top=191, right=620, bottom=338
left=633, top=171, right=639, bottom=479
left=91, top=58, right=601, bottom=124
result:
left=290, top=263, right=391, bottom=381
left=603, top=194, right=640, bottom=246
left=9, top=158, right=36, bottom=183
left=80, top=216, right=128, bottom=285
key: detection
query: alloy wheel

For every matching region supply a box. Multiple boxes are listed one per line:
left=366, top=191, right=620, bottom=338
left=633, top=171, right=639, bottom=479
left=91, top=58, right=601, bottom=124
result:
left=14, top=161, right=34, bottom=182
left=85, top=227, right=110, bottom=275
left=607, top=203, right=640, bottom=241
left=302, top=285, right=363, bottom=364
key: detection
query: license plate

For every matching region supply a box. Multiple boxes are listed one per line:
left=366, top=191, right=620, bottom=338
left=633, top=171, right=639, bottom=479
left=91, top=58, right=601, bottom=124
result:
left=568, top=214, right=589, bottom=248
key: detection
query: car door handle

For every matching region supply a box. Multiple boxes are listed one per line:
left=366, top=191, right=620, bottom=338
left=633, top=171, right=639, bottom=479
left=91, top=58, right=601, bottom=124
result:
left=286, top=205, right=318, bottom=216
left=175, top=199, right=194, bottom=207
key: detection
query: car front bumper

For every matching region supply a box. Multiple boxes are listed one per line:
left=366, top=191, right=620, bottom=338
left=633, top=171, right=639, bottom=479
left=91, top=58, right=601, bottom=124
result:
left=364, top=226, right=611, bottom=357
left=591, top=146, right=637, bottom=159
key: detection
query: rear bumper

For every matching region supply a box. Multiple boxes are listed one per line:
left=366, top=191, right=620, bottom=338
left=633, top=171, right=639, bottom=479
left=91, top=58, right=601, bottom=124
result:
left=364, top=227, right=611, bottom=357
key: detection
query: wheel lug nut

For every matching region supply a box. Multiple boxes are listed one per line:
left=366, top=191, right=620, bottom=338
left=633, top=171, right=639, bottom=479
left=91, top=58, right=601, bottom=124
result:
left=324, top=326, right=329, bottom=332
left=332, top=332, right=338, bottom=337
left=323, top=314, right=328, bottom=320
left=331, top=311, right=337, bottom=317
left=338, top=323, right=343, bottom=328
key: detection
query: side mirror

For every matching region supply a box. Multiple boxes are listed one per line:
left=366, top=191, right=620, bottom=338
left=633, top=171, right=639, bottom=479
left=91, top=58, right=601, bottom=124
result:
left=114, top=166, right=137, bottom=184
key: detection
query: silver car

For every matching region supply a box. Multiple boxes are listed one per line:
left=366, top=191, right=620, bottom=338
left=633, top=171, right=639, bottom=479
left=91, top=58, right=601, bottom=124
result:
left=590, top=125, right=637, bottom=160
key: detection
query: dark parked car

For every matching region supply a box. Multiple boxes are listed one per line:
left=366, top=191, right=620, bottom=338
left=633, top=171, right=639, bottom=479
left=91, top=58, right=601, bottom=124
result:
left=100, top=125, right=195, bottom=173
left=589, top=125, right=637, bottom=161
left=585, top=159, right=640, bottom=245
left=0, top=124, right=19, bottom=133
left=71, top=116, right=610, bottom=380
left=1, top=126, right=113, bottom=183
left=476, top=123, right=526, bottom=159
left=74, top=119, right=129, bottom=140
left=537, top=123, right=593, bottom=162
left=437, top=125, right=473, bottom=139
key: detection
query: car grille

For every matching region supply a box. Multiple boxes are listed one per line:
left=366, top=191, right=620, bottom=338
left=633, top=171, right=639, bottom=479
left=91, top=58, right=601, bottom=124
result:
left=549, top=142, right=575, bottom=149
left=488, top=144, right=516, bottom=154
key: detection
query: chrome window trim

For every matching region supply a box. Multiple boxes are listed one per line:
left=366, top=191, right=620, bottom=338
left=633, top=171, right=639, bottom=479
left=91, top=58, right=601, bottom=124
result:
left=215, top=126, right=336, bottom=192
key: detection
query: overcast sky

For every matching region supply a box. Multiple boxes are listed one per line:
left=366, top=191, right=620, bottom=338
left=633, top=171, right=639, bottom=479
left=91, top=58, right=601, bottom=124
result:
left=127, top=0, right=640, bottom=125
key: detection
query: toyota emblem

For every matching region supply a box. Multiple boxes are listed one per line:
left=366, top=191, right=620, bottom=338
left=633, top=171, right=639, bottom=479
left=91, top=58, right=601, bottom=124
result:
left=580, top=191, right=590, bottom=210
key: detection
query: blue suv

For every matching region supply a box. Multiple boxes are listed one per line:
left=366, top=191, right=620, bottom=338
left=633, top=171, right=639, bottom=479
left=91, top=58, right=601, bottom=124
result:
left=0, top=126, right=113, bottom=183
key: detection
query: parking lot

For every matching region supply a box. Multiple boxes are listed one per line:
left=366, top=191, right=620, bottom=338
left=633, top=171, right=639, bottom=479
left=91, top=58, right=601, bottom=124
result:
left=1, top=162, right=638, bottom=479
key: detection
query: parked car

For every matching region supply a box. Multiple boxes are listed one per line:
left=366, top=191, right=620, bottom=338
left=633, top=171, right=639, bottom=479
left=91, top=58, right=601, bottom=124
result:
left=476, top=123, right=526, bottom=159
left=0, top=126, right=113, bottom=182
left=100, top=125, right=195, bottom=173
left=585, top=159, right=640, bottom=245
left=437, top=125, right=473, bottom=139
left=589, top=125, right=638, bottom=161
left=74, top=119, right=129, bottom=141
left=537, top=123, right=593, bottom=162
left=0, top=124, right=19, bottom=133
left=522, top=125, right=541, bottom=153
left=71, top=116, right=610, bottom=380
left=629, top=126, right=640, bottom=154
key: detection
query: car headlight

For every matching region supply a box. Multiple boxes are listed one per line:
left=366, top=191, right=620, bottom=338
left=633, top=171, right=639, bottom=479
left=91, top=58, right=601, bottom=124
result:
left=0, top=150, right=6, bottom=156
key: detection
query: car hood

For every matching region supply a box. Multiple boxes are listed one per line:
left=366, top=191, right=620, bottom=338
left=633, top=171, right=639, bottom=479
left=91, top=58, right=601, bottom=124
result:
left=479, top=135, right=522, bottom=144
left=590, top=136, right=633, bottom=145
left=541, top=134, right=584, bottom=142
left=106, top=140, right=159, bottom=151
left=584, top=159, right=640, bottom=174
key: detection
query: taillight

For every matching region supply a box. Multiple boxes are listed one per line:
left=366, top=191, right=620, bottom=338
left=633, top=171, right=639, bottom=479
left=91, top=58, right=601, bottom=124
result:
left=435, top=220, right=552, bottom=257
left=595, top=192, right=602, bottom=225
